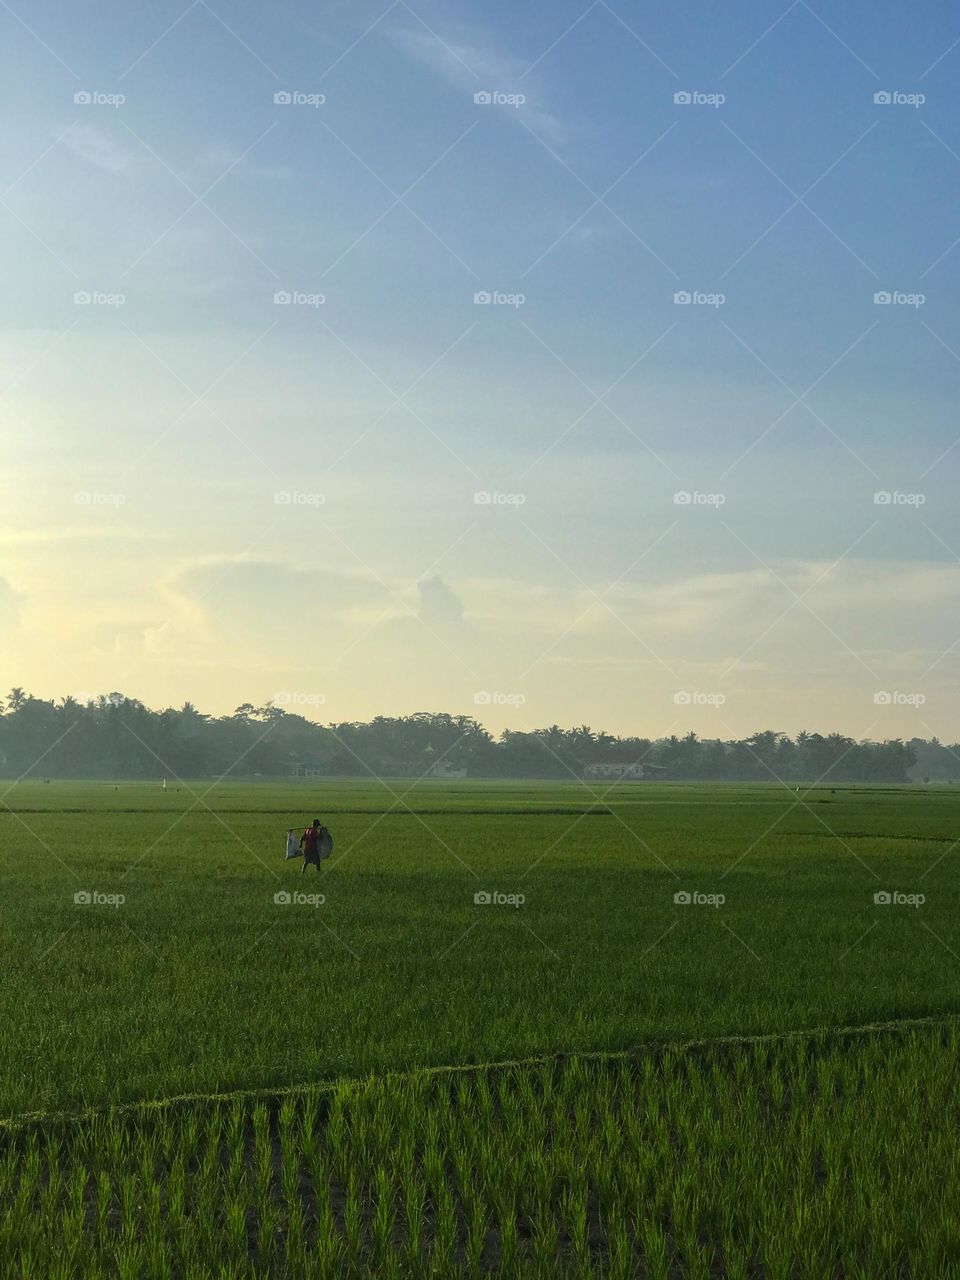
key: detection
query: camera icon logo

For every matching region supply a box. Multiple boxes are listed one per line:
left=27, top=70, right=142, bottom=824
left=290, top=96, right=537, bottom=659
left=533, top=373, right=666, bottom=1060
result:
left=473, top=691, right=492, bottom=704
left=74, top=91, right=92, bottom=105
left=74, top=291, right=92, bottom=305
left=673, top=890, right=691, bottom=905
left=873, top=291, right=892, bottom=305
left=273, top=890, right=292, bottom=905
left=673, top=290, right=691, bottom=304
left=674, top=91, right=692, bottom=105
left=673, top=491, right=692, bottom=505
left=874, top=691, right=892, bottom=705
left=473, top=291, right=492, bottom=305
left=273, top=291, right=291, bottom=305
left=473, top=890, right=492, bottom=905
left=274, top=91, right=292, bottom=105
left=874, top=890, right=891, bottom=905
left=74, top=890, right=92, bottom=905
left=874, top=91, right=891, bottom=105
left=673, top=691, right=692, bottom=704
left=474, top=91, right=492, bottom=105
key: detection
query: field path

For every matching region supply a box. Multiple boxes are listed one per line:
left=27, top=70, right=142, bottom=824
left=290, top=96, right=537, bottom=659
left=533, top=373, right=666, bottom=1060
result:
left=4, top=1008, right=959, bottom=1132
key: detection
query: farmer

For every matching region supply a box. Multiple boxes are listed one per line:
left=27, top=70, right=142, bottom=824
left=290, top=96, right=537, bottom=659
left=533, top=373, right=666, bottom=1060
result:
left=299, top=818, right=324, bottom=873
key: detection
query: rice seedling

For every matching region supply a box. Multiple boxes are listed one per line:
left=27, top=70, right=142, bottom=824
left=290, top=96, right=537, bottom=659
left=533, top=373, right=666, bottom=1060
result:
left=4, top=778, right=960, bottom=1119
left=3, top=780, right=960, bottom=1274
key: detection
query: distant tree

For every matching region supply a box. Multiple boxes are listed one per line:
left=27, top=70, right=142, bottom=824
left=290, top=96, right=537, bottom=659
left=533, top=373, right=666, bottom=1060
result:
left=6, top=687, right=26, bottom=713
left=0, top=694, right=922, bottom=783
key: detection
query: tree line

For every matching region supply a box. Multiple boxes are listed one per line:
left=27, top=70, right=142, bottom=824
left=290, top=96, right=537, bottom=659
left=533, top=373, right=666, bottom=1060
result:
left=0, top=689, right=928, bottom=783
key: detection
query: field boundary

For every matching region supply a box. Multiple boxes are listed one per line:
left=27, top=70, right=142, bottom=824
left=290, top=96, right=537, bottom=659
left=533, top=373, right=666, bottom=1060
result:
left=4, top=1009, right=958, bottom=1133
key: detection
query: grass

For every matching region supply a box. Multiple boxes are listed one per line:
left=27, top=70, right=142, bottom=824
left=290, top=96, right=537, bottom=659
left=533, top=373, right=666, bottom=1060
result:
left=2, top=778, right=959, bottom=1274
left=2, top=1018, right=960, bottom=1277
left=1, top=779, right=959, bottom=1117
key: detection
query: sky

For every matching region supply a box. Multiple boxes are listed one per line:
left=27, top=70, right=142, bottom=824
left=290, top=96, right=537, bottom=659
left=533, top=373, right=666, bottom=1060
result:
left=1, top=0, right=959, bottom=741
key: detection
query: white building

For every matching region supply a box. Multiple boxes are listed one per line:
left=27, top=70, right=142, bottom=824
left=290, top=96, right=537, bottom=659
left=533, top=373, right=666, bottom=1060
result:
left=583, top=762, right=665, bottom=780
left=428, top=761, right=467, bottom=779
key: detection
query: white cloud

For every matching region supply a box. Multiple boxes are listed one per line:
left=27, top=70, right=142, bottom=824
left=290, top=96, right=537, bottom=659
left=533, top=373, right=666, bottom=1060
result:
left=0, top=578, right=23, bottom=627
left=62, top=125, right=132, bottom=174
left=387, top=25, right=568, bottom=146
left=416, top=574, right=464, bottom=626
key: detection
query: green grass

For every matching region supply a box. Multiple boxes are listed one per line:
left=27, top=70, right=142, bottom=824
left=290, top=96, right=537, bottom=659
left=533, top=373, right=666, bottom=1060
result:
left=3, top=1019, right=960, bottom=1278
left=2, top=778, right=959, bottom=1119
left=3, top=779, right=960, bottom=1274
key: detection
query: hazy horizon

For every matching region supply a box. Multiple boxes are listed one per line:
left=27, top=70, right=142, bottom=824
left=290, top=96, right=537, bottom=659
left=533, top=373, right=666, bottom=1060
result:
left=4, top=1, right=958, bottom=741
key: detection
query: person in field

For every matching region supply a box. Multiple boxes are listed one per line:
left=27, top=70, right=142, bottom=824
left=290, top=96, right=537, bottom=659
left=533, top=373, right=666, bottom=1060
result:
left=299, top=818, right=332, bottom=872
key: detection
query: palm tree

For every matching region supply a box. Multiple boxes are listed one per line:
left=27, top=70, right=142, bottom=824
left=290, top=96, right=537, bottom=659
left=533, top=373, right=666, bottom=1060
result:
left=6, top=687, right=26, bottom=713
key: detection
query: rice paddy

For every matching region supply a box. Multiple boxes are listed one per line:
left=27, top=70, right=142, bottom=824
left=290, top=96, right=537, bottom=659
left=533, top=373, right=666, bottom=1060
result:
left=2, top=778, right=958, bottom=1275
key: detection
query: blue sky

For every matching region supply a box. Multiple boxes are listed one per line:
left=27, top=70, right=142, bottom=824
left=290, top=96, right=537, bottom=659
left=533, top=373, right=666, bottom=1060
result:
left=1, top=0, right=959, bottom=739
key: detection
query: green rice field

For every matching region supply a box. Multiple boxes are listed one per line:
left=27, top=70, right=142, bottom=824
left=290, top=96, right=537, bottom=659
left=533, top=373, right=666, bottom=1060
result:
left=2, top=778, right=958, bottom=1275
